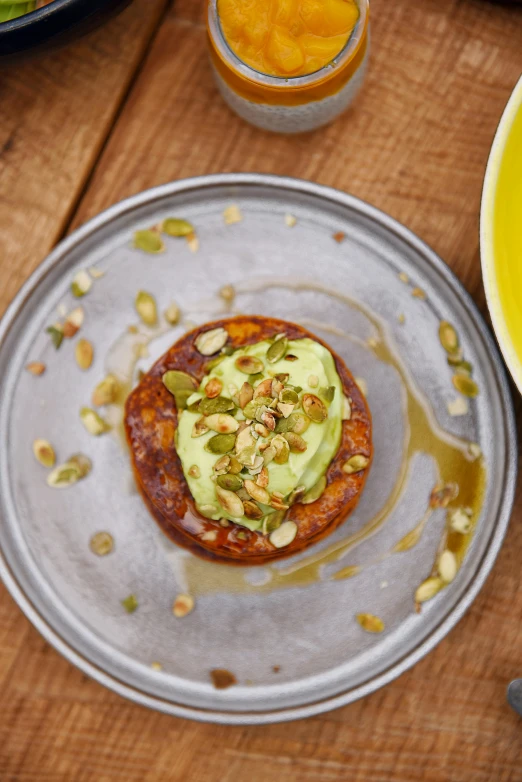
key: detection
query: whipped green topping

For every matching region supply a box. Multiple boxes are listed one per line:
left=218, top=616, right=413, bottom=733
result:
left=174, top=337, right=343, bottom=533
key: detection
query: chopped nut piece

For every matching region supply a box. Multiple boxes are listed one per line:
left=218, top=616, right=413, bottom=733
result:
left=210, top=669, right=237, bottom=689
left=356, top=613, right=385, bottom=633
left=201, top=529, right=218, bottom=542
left=308, top=374, right=319, bottom=388
left=256, top=466, right=269, bottom=488
left=75, top=339, right=94, bottom=370
left=71, top=270, right=92, bottom=298
left=47, top=325, right=64, bottom=350
left=438, top=550, right=458, bottom=583
left=47, top=462, right=82, bottom=488
left=244, top=479, right=270, bottom=505
left=188, top=465, right=201, bottom=478
left=173, top=594, right=195, bottom=618
left=26, top=362, right=46, bottom=376
left=89, top=266, right=105, bottom=279
left=89, top=531, right=114, bottom=556
left=63, top=307, right=85, bottom=338
left=342, top=396, right=352, bottom=420
left=186, top=233, right=199, bottom=253
left=333, top=231, right=345, bottom=243
left=80, top=407, right=109, bottom=436
left=467, top=442, right=482, bottom=460
left=223, top=204, right=243, bottom=225
left=219, top=284, right=236, bottom=304
left=164, top=302, right=181, bottom=325
left=412, top=287, right=427, bottom=300
left=33, top=439, right=56, bottom=468
left=135, top=291, right=158, bottom=327
left=151, top=661, right=163, bottom=671
left=449, top=507, right=472, bottom=534
left=216, top=486, right=244, bottom=517
left=133, top=229, right=165, bottom=254
left=429, top=482, right=458, bottom=509
left=269, top=520, right=298, bottom=549
left=192, top=417, right=210, bottom=438
left=121, top=594, right=138, bottom=613
left=447, top=396, right=469, bottom=417
left=284, top=214, right=297, bottom=227
left=398, top=272, right=409, bottom=284
left=195, top=327, right=229, bottom=356
left=68, top=453, right=92, bottom=478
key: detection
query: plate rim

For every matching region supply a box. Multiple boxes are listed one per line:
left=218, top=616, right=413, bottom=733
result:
left=480, top=75, right=522, bottom=395
left=0, top=173, right=517, bottom=724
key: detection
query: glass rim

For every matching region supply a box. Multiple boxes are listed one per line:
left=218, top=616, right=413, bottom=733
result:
left=207, top=0, right=369, bottom=89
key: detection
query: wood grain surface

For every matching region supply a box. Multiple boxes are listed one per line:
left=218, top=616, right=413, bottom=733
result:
left=1, top=0, right=522, bottom=779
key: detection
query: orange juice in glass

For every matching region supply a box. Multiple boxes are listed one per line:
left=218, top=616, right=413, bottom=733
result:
left=207, top=0, right=369, bottom=133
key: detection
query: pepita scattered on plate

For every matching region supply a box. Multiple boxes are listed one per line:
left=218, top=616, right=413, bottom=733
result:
left=33, top=439, right=56, bottom=468
left=71, top=270, right=92, bottom=298
left=89, top=531, right=114, bottom=556
left=133, top=229, right=166, bottom=254
left=135, top=291, right=158, bottom=327
left=356, top=613, right=385, bottom=633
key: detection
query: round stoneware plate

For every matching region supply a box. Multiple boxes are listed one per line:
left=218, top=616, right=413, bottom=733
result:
left=0, top=174, right=516, bottom=724
left=481, top=75, right=522, bottom=394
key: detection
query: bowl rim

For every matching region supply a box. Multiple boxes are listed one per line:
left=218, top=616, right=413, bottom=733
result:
left=0, top=0, right=110, bottom=31
left=480, top=75, right=522, bottom=395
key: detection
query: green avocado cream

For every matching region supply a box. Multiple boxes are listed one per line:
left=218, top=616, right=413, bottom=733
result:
left=174, top=337, right=343, bottom=533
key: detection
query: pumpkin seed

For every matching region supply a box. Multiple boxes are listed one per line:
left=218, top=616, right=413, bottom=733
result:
left=71, top=270, right=92, bottom=297
left=452, top=374, right=479, bottom=397
left=343, top=454, right=369, bottom=474
left=271, top=435, right=290, bottom=464
left=285, top=354, right=298, bottom=362
left=244, top=479, right=270, bottom=505
left=244, top=500, right=263, bottom=520
left=162, top=370, right=198, bottom=410
left=279, top=388, right=298, bottom=405
left=238, top=382, right=254, bottom=409
left=47, top=325, right=64, bottom=350
left=256, top=466, right=269, bottom=488
left=269, top=520, right=298, bottom=549
left=253, top=378, right=273, bottom=398
left=235, top=426, right=255, bottom=452
left=439, top=321, right=459, bottom=354
left=206, top=433, right=237, bottom=454
left=195, top=327, right=229, bottom=356
left=173, top=594, right=195, bottom=617
left=197, top=503, right=218, bottom=518
left=26, top=362, right=46, bottom=376
left=89, top=531, right=114, bottom=556
left=89, top=266, right=105, bottom=279
left=284, top=432, right=307, bottom=453
left=453, top=360, right=473, bottom=377
left=262, top=510, right=285, bottom=534
left=213, top=455, right=231, bottom=474
left=277, top=402, right=294, bottom=418
left=162, top=218, right=194, bottom=237
left=271, top=496, right=290, bottom=511
left=80, top=407, right=109, bottom=436
left=204, top=413, right=239, bottom=434
left=92, top=374, right=119, bottom=406
left=260, top=410, right=276, bottom=431
left=135, top=291, right=158, bottom=326
left=242, top=397, right=271, bottom=420
left=68, top=453, right=92, bottom=478
left=188, top=465, right=201, bottom=479
left=288, top=485, right=306, bottom=505
left=237, top=445, right=256, bottom=465
left=438, top=550, right=458, bottom=583
left=254, top=423, right=270, bottom=438
left=121, top=594, right=138, bottom=613
left=134, top=229, right=165, bottom=254
left=266, top=337, right=288, bottom=363
left=228, top=456, right=243, bottom=474
left=192, top=416, right=209, bottom=439
left=411, top=287, right=427, bottom=299
left=75, top=338, right=94, bottom=370
left=33, top=439, right=56, bottom=468
left=262, top=445, right=277, bottom=466
left=415, top=577, right=443, bottom=603
left=186, top=233, right=199, bottom=253
left=356, top=613, right=385, bottom=633
left=199, top=396, right=235, bottom=415
left=164, top=302, right=181, bottom=325
left=301, top=476, right=327, bottom=504
left=274, top=373, right=289, bottom=383
left=47, top=462, right=82, bottom=488
left=447, top=350, right=464, bottom=366
left=216, top=486, right=244, bottom=517
left=204, top=377, right=223, bottom=399
left=235, top=355, right=265, bottom=375
left=217, top=474, right=243, bottom=491
left=320, top=386, right=336, bottom=403
left=302, top=394, right=328, bottom=423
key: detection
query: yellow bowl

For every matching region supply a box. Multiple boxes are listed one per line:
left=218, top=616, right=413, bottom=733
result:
left=481, top=76, right=522, bottom=392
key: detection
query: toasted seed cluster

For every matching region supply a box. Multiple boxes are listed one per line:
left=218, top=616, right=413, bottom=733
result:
left=438, top=319, right=479, bottom=402
left=162, top=328, right=350, bottom=547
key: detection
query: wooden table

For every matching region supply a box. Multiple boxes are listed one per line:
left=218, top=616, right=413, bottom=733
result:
left=1, top=1, right=522, bottom=779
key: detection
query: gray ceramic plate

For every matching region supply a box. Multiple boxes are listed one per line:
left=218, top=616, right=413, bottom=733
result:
left=0, top=174, right=516, bottom=724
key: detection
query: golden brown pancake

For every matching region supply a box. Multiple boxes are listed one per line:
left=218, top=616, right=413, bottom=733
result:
left=125, top=316, right=372, bottom=564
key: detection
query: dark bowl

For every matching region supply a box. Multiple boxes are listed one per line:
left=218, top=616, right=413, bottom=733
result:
left=0, top=0, right=133, bottom=63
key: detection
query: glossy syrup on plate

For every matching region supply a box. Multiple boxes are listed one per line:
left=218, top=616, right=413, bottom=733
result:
left=105, top=277, right=486, bottom=605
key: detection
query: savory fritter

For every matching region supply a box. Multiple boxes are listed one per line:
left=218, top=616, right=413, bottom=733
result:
left=125, top=316, right=372, bottom=564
